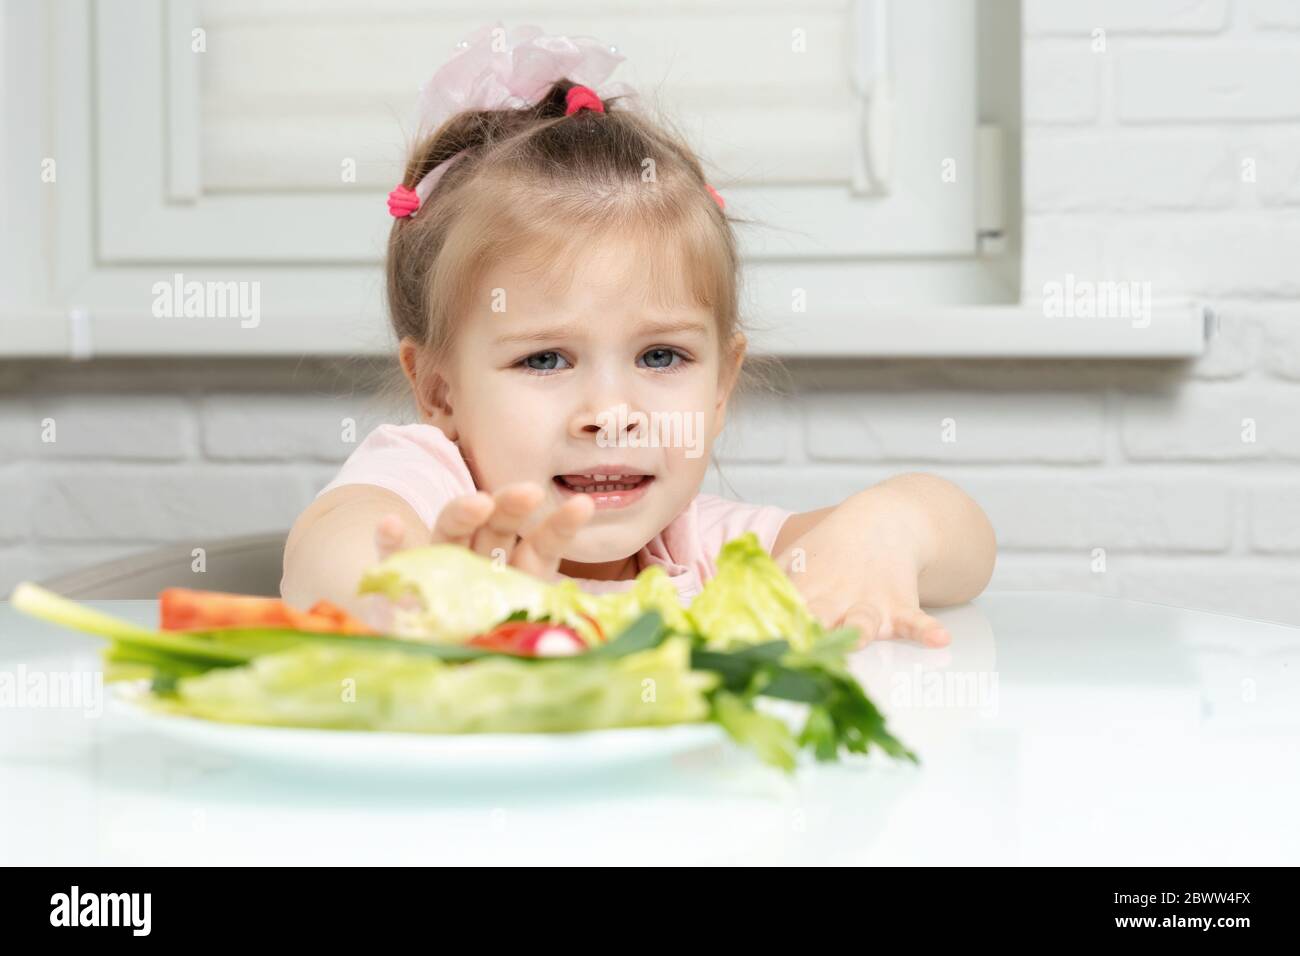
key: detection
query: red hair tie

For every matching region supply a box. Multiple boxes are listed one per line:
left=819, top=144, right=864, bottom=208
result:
left=565, top=85, right=605, bottom=115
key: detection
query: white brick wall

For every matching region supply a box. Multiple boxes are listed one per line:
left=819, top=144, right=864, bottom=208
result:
left=1010, top=0, right=1300, bottom=624
left=2, top=2, right=1298, bottom=626
left=0, top=362, right=401, bottom=591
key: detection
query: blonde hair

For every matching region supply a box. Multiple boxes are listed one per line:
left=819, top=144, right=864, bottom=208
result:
left=384, top=79, right=786, bottom=405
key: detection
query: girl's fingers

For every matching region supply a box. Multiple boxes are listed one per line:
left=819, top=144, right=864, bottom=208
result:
left=429, top=492, right=495, bottom=547
left=470, top=483, right=544, bottom=563
left=897, top=609, right=952, bottom=647
left=511, top=493, right=595, bottom=579
left=374, top=513, right=410, bottom=562
left=841, top=602, right=885, bottom=648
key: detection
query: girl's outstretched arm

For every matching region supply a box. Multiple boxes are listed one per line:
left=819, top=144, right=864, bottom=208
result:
left=770, top=472, right=997, bottom=647
left=281, top=482, right=593, bottom=618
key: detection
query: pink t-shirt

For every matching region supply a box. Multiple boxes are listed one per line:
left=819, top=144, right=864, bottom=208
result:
left=316, top=423, right=793, bottom=602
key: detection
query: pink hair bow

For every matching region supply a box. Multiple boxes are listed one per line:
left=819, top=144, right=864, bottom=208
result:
left=388, top=22, right=724, bottom=219
left=415, top=23, right=636, bottom=138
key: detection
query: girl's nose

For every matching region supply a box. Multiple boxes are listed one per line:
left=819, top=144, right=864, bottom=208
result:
left=568, top=391, right=645, bottom=444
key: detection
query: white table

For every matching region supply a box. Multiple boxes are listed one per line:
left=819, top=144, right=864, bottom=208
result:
left=1, top=591, right=1296, bottom=865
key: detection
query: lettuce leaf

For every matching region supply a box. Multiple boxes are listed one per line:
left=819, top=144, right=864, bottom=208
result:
left=709, top=690, right=800, bottom=772
left=148, top=635, right=717, bottom=734
left=357, top=545, right=555, bottom=642
left=559, top=564, right=694, bottom=639
left=687, top=533, right=823, bottom=651
left=358, top=544, right=693, bottom=646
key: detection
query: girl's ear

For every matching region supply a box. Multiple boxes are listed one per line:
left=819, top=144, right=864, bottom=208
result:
left=399, top=337, right=458, bottom=438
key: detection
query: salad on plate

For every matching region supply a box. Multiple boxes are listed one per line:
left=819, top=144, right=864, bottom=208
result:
left=10, top=533, right=916, bottom=772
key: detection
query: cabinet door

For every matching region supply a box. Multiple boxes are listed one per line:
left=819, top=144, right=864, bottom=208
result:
left=94, top=0, right=976, bottom=265
left=2, top=0, right=988, bottom=356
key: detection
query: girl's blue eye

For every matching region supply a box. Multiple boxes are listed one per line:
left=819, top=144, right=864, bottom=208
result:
left=519, top=348, right=691, bottom=375
left=521, top=351, right=570, bottom=374
left=639, top=347, right=687, bottom=371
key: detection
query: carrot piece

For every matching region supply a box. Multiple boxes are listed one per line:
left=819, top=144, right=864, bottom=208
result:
left=159, top=588, right=375, bottom=635
left=303, top=600, right=375, bottom=635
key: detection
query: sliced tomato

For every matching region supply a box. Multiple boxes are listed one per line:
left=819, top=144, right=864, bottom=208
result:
left=466, top=620, right=588, bottom=657
left=159, top=588, right=375, bottom=635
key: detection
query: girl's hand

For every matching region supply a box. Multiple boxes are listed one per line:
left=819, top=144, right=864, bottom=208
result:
left=373, top=482, right=595, bottom=581
left=777, top=534, right=951, bottom=649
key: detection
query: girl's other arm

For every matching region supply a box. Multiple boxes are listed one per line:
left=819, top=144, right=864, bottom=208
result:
left=771, top=472, right=997, bottom=645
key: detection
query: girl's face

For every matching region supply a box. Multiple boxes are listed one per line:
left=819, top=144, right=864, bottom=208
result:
left=426, top=233, right=741, bottom=571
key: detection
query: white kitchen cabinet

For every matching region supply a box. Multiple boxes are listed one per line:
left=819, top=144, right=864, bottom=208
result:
left=2, top=0, right=1200, bottom=358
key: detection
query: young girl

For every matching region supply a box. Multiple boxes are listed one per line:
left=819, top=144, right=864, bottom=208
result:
left=281, top=24, right=996, bottom=648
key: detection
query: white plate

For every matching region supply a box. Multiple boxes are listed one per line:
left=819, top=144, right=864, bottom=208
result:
left=109, top=682, right=729, bottom=777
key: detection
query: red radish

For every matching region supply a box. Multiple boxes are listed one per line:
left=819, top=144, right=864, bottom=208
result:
left=466, top=620, right=587, bottom=657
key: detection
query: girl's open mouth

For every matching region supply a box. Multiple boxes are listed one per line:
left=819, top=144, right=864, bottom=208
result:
left=553, top=473, right=654, bottom=510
